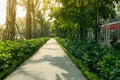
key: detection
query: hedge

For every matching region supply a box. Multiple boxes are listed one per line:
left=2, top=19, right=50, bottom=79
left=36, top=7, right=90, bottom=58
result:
left=55, top=37, right=120, bottom=80
left=0, top=37, right=49, bottom=79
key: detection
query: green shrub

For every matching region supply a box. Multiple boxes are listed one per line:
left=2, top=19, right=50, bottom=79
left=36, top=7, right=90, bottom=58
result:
left=0, top=37, right=49, bottom=79
left=113, top=42, right=120, bottom=51
left=56, top=37, right=120, bottom=80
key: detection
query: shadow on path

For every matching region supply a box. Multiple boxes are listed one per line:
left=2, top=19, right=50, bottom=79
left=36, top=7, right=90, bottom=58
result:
left=5, top=38, right=86, bottom=80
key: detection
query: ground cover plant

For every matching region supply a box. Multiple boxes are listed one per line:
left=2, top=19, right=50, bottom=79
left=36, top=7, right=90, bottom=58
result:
left=0, top=37, right=49, bottom=79
left=56, top=37, right=120, bottom=80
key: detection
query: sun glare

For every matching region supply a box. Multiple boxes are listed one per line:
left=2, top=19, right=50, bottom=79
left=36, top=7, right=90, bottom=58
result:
left=0, top=0, right=6, bottom=25
left=0, top=0, right=26, bottom=25
left=16, top=5, right=26, bottom=18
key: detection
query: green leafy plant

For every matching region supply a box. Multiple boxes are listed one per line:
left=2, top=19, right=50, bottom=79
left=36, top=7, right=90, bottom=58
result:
left=0, top=37, right=49, bottom=79
left=56, top=37, right=120, bottom=80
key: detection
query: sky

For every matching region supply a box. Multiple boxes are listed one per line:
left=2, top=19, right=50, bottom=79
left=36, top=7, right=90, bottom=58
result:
left=0, top=0, right=26, bottom=25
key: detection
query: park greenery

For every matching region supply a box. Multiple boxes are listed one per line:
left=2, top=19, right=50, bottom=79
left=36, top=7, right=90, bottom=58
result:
left=56, top=37, right=120, bottom=80
left=0, top=0, right=51, bottom=40
left=0, top=0, right=51, bottom=79
left=0, top=0, right=120, bottom=80
left=0, top=37, right=49, bottom=79
left=52, top=0, right=120, bottom=80
left=50, top=0, right=119, bottom=42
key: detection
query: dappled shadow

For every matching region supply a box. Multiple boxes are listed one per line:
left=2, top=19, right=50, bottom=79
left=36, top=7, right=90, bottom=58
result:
left=42, top=47, right=60, bottom=50
left=16, top=69, right=45, bottom=80
left=18, top=54, right=86, bottom=80
left=5, top=38, right=86, bottom=80
left=56, top=74, right=62, bottom=80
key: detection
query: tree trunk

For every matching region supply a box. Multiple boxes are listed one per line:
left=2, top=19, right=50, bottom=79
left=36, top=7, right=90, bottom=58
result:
left=79, top=0, right=86, bottom=41
left=32, top=5, right=37, bottom=38
left=26, top=0, right=32, bottom=39
left=94, top=0, right=99, bottom=43
left=32, top=0, right=41, bottom=38
left=2, top=0, right=16, bottom=41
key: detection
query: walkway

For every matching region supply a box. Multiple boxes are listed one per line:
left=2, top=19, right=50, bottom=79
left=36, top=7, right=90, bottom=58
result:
left=4, top=38, right=87, bottom=80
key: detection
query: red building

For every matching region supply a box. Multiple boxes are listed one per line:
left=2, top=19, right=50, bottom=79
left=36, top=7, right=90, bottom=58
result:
left=102, top=22, right=120, bottom=31
left=101, top=22, right=120, bottom=41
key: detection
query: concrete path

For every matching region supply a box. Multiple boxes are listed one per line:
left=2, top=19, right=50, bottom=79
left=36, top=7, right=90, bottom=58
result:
left=5, top=38, right=87, bottom=80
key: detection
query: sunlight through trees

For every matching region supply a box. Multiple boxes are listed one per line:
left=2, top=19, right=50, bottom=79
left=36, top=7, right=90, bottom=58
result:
left=2, top=0, right=17, bottom=40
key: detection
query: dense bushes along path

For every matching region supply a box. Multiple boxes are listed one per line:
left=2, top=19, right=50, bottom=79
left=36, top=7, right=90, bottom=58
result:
left=56, top=37, right=120, bottom=80
left=0, top=37, right=49, bottom=80
left=4, top=38, right=87, bottom=80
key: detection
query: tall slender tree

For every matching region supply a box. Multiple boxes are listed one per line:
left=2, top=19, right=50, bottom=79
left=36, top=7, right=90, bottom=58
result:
left=2, top=0, right=17, bottom=40
left=26, top=0, right=32, bottom=39
left=31, top=0, right=40, bottom=38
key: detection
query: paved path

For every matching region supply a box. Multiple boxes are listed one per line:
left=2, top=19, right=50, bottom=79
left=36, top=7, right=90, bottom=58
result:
left=5, top=38, right=87, bottom=80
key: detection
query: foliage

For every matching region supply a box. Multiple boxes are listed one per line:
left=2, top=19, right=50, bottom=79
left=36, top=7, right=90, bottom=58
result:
left=50, top=0, right=118, bottom=42
left=0, top=37, right=49, bottom=79
left=56, top=37, right=100, bottom=80
left=113, top=42, right=120, bottom=51
left=117, top=4, right=120, bottom=10
left=36, top=11, right=50, bottom=37
left=16, top=0, right=50, bottom=39
left=56, top=37, right=120, bottom=80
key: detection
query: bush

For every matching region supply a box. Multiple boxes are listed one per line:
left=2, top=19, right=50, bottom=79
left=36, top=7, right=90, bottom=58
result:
left=56, top=37, right=120, bottom=80
left=0, top=37, right=49, bottom=79
left=113, top=42, right=120, bottom=51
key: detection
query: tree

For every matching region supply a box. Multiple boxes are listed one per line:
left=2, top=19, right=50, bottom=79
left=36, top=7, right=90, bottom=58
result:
left=26, top=0, right=32, bottom=39
left=31, top=0, right=41, bottom=38
left=50, top=0, right=118, bottom=43
left=18, top=0, right=51, bottom=38
left=2, top=0, right=17, bottom=40
left=36, top=10, right=50, bottom=37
